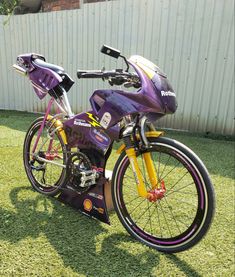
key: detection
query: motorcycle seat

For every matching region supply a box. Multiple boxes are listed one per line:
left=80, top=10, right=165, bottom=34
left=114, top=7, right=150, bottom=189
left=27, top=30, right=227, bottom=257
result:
left=33, top=58, right=65, bottom=74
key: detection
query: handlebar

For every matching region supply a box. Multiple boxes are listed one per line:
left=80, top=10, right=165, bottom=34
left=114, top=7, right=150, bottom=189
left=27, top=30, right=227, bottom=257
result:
left=77, top=70, right=133, bottom=79
left=77, top=70, right=104, bottom=79
left=77, top=69, right=141, bottom=88
left=12, top=64, right=27, bottom=76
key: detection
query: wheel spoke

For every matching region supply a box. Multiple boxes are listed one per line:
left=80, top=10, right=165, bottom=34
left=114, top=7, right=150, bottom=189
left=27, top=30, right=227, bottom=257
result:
left=124, top=195, right=141, bottom=206
left=167, top=171, right=190, bottom=193
left=166, top=181, right=195, bottom=196
left=129, top=197, right=147, bottom=215
left=155, top=202, right=163, bottom=238
left=167, top=198, right=197, bottom=208
left=134, top=200, right=151, bottom=224
left=163, top=197, right=181, bottom=234
left=144, top=201, right=154, bottom=234
left=123, top=176, right=139, bottom=193
left=124, top=172, right=135, bottom=180
left=159, top=154, right=172, bottom=180
left=158, top=201, right=173, bottom=237
left=160, top=160, right=181, bottom=181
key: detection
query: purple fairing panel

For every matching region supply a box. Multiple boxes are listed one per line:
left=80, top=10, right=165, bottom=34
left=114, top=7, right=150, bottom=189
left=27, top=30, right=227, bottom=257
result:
left=16, top=53, right=62, bottom=99
left=58, top=175, right=110, bottom=224
left=89, top=61, right=177, bottom=128
left=63, top=111, right=120, bottom=153
left=29, top=65, right=62, bottom=100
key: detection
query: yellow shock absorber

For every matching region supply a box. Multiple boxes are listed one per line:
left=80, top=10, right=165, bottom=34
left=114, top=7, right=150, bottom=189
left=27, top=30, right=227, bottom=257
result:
left=143, top=152, right=158, bottom=189
left=47, top=115, right=67, bottom=145
left=125, top=148, right=147, bottom=197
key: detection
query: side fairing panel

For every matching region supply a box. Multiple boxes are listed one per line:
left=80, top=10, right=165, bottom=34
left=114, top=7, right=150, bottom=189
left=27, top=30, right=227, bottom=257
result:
left=90, top=89, right=165, bottom=128
left=63, top=111, right=119, bottom=154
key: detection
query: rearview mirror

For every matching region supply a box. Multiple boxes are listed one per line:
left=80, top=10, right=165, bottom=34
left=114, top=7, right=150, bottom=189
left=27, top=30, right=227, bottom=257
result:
left=100, top=45, right=121, bottom=59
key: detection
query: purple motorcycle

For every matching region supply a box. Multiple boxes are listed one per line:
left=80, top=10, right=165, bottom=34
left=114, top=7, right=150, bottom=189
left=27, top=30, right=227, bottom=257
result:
left=13, top=45, right=215, bottom=253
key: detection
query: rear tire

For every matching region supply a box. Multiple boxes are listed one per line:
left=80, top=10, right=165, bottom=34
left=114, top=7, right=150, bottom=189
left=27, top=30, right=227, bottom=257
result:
left=112, top=137, right=215, bottom=253
left=23, top=117, right=68, bottom=196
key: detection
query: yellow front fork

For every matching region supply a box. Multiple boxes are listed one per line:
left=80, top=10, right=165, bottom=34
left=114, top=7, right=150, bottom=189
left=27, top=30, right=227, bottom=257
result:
left=123, top=131, right=162, bottom=198
left=143, top=152, right=158, bottom=188
left=125, top=148, right=158, bottom=198
left=125, top=148, right=148, bottom=197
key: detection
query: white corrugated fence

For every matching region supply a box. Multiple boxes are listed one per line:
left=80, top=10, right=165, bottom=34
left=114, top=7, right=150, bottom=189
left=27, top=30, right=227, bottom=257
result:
left=0, top=0, right=234, bottom=135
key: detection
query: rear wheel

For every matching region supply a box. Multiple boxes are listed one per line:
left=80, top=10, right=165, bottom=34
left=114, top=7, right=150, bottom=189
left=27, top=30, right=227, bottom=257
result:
left=112, top=137, right=215, bottom=253
left=23, top=117, right=68, bottom=196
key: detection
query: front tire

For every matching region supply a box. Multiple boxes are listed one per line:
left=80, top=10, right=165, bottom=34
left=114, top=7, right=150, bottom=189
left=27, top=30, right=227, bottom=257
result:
left=112, top=137, right=215, bottom=253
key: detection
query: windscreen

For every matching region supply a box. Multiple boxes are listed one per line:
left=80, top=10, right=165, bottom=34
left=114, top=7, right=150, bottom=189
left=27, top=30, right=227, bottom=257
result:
left=129, top=55, right=167, bottom=78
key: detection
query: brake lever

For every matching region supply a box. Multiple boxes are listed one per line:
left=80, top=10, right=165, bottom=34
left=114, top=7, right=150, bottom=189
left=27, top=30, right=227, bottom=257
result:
left=108, top=79, right=114, bottom=86
left=124, top=82, right=134, bottom=88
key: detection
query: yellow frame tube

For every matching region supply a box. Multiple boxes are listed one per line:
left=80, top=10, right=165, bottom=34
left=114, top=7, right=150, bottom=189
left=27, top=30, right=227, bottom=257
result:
left=47, top=115, right=67, bottom=145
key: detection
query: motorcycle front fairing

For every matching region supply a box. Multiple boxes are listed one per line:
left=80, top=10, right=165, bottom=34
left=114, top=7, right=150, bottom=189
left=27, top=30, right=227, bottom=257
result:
left=90, top=61, right=177, bottom=129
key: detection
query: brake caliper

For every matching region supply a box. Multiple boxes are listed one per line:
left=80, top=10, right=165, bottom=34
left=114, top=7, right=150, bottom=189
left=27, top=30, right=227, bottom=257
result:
left=147, top=180, right=166, bottom=202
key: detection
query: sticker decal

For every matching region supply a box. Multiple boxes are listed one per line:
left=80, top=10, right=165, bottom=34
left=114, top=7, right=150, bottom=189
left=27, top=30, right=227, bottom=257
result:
left=91, top=129, right=110, bottom=146
left=161, top=90, right=176, bottom=97
left=100, top=112, right=111, bottom=129
left=83, top=199, right=92, bottom=212
left=88, top=192, right=104, bottom=200
left=74, top=119, right=91, bottom=127
left=93, top=129, right=108, bottom=143
left=93, top=206, right=104, bottom=214
left=86, top=112, right=101, bottom=127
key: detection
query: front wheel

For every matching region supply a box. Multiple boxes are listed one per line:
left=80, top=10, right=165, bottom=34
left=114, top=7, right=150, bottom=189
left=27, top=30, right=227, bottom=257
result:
left=112, top=137, right=215, bottom=253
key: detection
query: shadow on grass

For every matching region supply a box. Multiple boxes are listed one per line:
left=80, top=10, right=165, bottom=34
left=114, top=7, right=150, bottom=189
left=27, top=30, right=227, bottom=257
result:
left=0, top=186, right=202, bottom=277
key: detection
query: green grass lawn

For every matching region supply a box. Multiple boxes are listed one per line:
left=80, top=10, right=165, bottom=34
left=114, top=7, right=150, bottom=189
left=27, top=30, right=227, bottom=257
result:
left=0, top=110, right=234, bottom=277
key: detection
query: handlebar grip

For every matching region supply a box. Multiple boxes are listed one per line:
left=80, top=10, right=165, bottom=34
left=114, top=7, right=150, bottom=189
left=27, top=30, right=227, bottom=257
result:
left=77, top=70, right=122, bottom=79
left=12, top=64, right=27, bottom=76
left=77, top=70, right=140, bottom=84
left=77, top=70, right=104, bottom=79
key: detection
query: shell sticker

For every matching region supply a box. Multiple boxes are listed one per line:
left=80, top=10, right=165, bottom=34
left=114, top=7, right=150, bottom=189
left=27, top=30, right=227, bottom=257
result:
left=83, top=199, right=92, bottom=212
